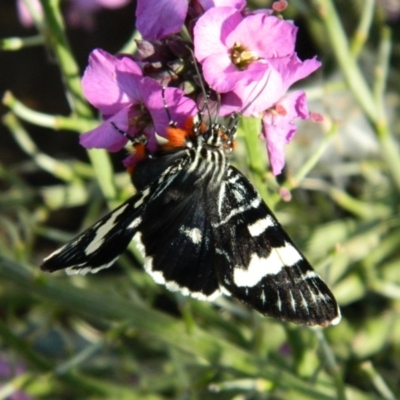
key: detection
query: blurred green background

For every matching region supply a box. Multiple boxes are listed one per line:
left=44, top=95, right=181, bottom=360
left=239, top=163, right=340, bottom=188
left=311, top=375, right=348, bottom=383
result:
left=1, top=0, right=400, bottom=399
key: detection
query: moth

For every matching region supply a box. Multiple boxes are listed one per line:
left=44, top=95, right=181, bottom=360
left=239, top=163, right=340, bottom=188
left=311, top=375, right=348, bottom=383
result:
left=41, top=112, right=341, bottom=327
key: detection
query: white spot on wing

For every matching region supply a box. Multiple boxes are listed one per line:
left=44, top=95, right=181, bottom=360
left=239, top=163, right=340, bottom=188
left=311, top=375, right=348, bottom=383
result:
left=213, top=196, right=261, bottom=227
left=220, top=286, right=231, bottom=296
left=289, top=290, right=296, bottom=311
left=165, top=281, right=221, bottom=301
left=134, top=188, right=150, bottom=208
left=260, top=291, right=266, bottom=304
left=301, top=270, right=319, bottom=281
left=144, top=257, right=164, bottom=283
left=309, top=288, right=318, bottom=305
left=247, top=215, right=275, bottom=237
left=65, top=263, right=87, bottom=275
left=233, top=254, right=268, bottom=287
left=233, top=242, right=303, bottom=287
left=300, top=291, right=309, bottom=313
left=128, top=216, right=142, bottom=229
left=42, top=243, right=67, bottom=262
left=330, top=310, right=342, bottom=325
left=217, top=181, right=226, bottom=217
left=276, top=291, right=282, bottom=311
left=134, top=232, right=220, bottom=300
left=180, top=227, right=202, bottom=244
left=65, top=257, right=118, bottom=275
left=85, top=204, right=129, bottom=256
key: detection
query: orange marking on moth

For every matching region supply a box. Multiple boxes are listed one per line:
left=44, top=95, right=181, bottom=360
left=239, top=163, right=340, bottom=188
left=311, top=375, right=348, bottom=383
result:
left=127, top=143, right=146, bottom=175
left=183, top=116, right=195, bottom=133
left=182, top=116, right=206, bottom=136
left=218, top=129, right=236, bottom=150
left=162, top=116, right=200, bottom=150
left=164, top=126, right=190, bottom=149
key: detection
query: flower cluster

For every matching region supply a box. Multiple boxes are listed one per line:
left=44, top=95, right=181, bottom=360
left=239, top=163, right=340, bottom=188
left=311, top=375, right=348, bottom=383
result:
left=81, top=0, right=321, bottom=175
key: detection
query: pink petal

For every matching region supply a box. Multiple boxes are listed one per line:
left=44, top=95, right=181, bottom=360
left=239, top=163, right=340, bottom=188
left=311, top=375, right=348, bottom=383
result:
left=261, top=91, right=310, bottom=175
left=284, top=91, right=309, bottom=121
left=79, top=107, right=130, bottom=151
left=95, top=0, right=130, bottom=8
left=140, top=78, right=197, bottom=149
left=82, top=49, right=143, bottom=115
left=262, top=120, right=292, bottom=175
left=194, top=7, right=242, bottom=62
left=17, top=0, right=42, bottom=27
left=200, top=0, right=246, bottom=10
left=220, top=65, right=283, bottom=115
left=226, top=14, right=297, bottom=60
left=201, top=53, right=243, bottom=92
left=271, top=55, right=321, bottom=92
left=136, top=0, right=188, bottom=40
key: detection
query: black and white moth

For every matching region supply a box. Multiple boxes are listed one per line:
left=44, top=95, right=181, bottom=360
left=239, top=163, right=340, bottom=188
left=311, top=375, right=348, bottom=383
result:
left=41, top=116, right=341, bottom=327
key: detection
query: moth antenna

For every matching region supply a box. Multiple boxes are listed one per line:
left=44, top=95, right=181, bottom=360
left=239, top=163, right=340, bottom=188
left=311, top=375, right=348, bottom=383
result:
left=240, top=76, right=271, bottom=116
left=226, top=112, right=240, bottom=142
left=214, top=91, right=222, bottom=126
left=111, top=122, right=147, bottom=145
left=224, top=72, right=272, bottom=141
left=187, top=46, right=213, bottom=125
left=161, top=86, right=177, bottom=127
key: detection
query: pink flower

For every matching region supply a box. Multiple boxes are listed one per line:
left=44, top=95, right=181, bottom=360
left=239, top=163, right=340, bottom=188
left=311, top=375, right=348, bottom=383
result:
left=194, top=7, right=297, bottom=93
left=262, top=91, right=310, bottom=175
left=16, top=0, right=42, bottom=27
left=135, top=0, right=246, bottom=40
left=222, top=54, right=321, bottom=115
left=221, top=53, right=321, bottom=175
left=80, top=49, right=196, bottom=160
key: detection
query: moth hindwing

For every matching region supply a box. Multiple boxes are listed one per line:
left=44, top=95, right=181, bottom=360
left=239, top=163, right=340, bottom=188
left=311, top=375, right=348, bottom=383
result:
left=41, top=119, right=341, bottom=327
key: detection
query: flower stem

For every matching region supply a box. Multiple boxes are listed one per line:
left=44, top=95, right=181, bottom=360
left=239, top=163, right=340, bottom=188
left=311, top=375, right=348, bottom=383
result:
left=312, top=0, right=376, bottom=121
left=286, top=122, right=338, bottom=191
left=313, top=328, right=347, bottom=400
left=350, top=0, right=375, bottom=58
left=360, top=361, right=396, bottom=400
left=39, top=0, right=91, bottom=118
left=239, top=116, right=272, bottom=204
left=37, top=0, right=118, bottom=203
left=2, top=113, right=77, bottom=182
left=312, top=0, right=400, bottom=190
left=1, top=35, right=44, bottom=50
left=2, top=91, right=96, bottom=132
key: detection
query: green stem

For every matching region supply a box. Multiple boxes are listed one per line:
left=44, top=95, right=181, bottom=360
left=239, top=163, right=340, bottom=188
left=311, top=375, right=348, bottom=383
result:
left=360, top=361, right=396, bottom=400
left=378, top=133, right=400, bottom=190
left=285, top=122, right=338, bottom=191
left=312, top=0, right=400, bottom=191
left=119, top=30, right=141, bottom=54
left=312, top=0, right=376, bottom=121
left=39, top=0, right=92, bottom=117
left=36, top=1, right=119, bottom=203
left=373, top=27, right=391, bottom=128
left=350, top=0, right=375, bottom=58
left=1, top=35, right=45, bottom=50
left=3, top=113, right=77, bottom=182
left=239, top=116, right=272, bottom=204
left=2, top=91, right=97, bottom=132
left=0, top=320, right=134, bottom=398
left=0, top=255, right=343, bottom=400
left=313, top=328, right=347, bottom=400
